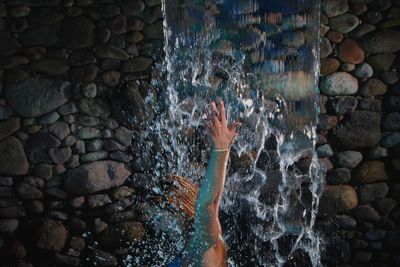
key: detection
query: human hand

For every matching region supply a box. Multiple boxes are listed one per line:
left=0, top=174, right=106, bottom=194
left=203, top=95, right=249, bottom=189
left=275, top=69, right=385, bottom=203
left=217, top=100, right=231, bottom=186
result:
left=205, top=100, right=241, bottom=150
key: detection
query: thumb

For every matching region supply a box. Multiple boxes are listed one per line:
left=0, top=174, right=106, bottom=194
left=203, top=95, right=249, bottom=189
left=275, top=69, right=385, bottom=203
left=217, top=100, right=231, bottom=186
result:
left=228, top=121, right=242, bottom=133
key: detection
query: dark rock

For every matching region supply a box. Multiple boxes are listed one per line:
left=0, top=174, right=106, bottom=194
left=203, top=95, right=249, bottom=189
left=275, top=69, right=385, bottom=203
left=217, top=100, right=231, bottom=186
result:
left=97, top=221, right=145, bottom=249
left=366, top=53, right=395, bottom=72
left=60, top=16, right=95, bottom=49
left=5, top=77, right=71, bottom=117
left=143, top=20, right=163, bottom=39
left=326, top=168, right=351, bottom=185
left=0, top=137, right=29, bottom=175
left=317, top=144, right=333, bottom=157
left=121, top=0, right=145, bottom=16
left=77, top=127, right=102, bottom=139
left=110, top=15, right=128, bottom=34
left=122, top=57, right=153, bottom=73
left=382, top=112, right=400, bottom=131
left=87, top=194, right=112, bottom=208
left=63, top=160, right=131, bottom=195
left=25, top=132, right=61, bottom=151
left=354, top=63, right=373, bottom=79
left=0, top=219, right=18, bottom=232
left=26, top=200, right=44, bottom=214
left=0, top=206, right=25, bottom=217
left=0, top=176, right=12, bottom=186
left=79, top=98, right=110, bottom=118
left=55, top=253, right=80, bottom=266
left=380, top=70, right=399, bottom=85
left=0, top=186, right=11, bottom=197
left=317, top=114, right=338, bottom=131
left=320, top=58, right=340, bottom=75
left=0, top=31, right=21, bottom=55
left=29, top=58, right=69, bottom=76
left=80, top=151, right=108, bottom=162
left=326, top=96, right=357, bottom=115
left=114, top=127, right=132, bottom=146
left=17, top=182, right=43, bottom=199
left=362, top=30, right=400, bottom=53
left=329, top=14, right=359, bottom=33
left=385, top=230, right=400, bottom=251
left=381, top=132, right=400, bottom=148
left=20, top=25, right=58, bottom=46
left=322, top=0, right=349, bottom=17
left=0, top=117, right=20, bottom=140
left=67, top=50, right=97, bottom=66
left=48, top=147, right=72, bottom=164
left=332, top=111, right=381, bottom=149
left=319, top=185, right=358, bottom=215
left=374, top=198, right=397, bottom=215
left=353, top=205, right=380, bottom=221
left=320, top=37, right=332, bottom=58
left=353, top=161, right=389, bottom=184
left=68, top=64, right=99, bottom=82
left=94, top=44, right=129, bottom=60
left=0, top=106, right=13, bottom=120
left=332, top=214, right=356, bottom=229
left=35, top=219, right=67, bottom=251
left=110, top=151, right=132, bottom=162
left=350, top=23, right=376, bottom=39
left=360, top=78, right=387, bottom=97
left=358, top=98, right=381, bottom=112
left=357, top=183, right=389, bottom=204
left=335, top=150, right=362, bottom=168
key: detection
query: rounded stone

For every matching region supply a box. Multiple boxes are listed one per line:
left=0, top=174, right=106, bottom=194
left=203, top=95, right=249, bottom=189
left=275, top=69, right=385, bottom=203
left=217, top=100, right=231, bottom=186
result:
left=357, top=183, right=389, bottom=204
left=320, top=185, right=358, bottom=215
left=0, top=137, right=29, bottom=175
left=338, top=39, right=365, bottom=64
left=326, top=168, right=351, bottom=185
left=60, top=16, right=95, bottom=49
left=322, top=0, right=349, bottom=17
left=383, top=112, right=400, bottom=131
left=320, top=37, right=333, bottom=58
left=335, top=150, right=363, bottom=168
left=362, top=30, right=400, bottom=53
left=354, top=63, right=373, bottom=79
left=353, top=205, right=380, bottom=221
left=366, top=53, right=395, bottom=72
left=354, top=161, right=389, bottom=184
left=329, top=14, right=360, bottom=33
left=359, top=78, right=387, bottom=97
left=321, top=58, right=340, bottom=75
left=35, top=219, right=67, bottom=251
left=320, top=72, right=358, bottom=96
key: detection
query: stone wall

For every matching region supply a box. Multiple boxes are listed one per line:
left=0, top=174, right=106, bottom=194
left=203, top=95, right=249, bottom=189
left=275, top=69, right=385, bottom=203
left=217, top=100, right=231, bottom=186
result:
left=0, top=0, right=399, bottom=266
left=0, top=0, right=162, bottom=266
left=317, top=0, right=400, bottom=266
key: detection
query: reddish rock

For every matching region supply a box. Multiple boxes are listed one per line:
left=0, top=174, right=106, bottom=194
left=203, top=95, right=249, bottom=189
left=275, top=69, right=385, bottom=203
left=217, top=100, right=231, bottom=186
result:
left=319, top=185, right=358, bottom=215
left=326, top=31, right=344, bottom=43
left=321, top=58, right=340, bottom=75
left=338, top=39, right=365, bottom=64
left=36, top=219, right=67, bottom=251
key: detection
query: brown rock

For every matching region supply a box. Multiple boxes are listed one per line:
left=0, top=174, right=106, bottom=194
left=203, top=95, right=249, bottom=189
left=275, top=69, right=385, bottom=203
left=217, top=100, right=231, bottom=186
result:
left=0, top=137, right=29, bottom=175
left=36, top=219, right=67, bottom=251
left=326, top=31, right=343, bottom=43
left=353, top=161, right=389, bottom=184
left=7, top=239, right=26, bottom=259
left=321, top=58, right=340, bottom=75
left=338, top=39, right=365, bottom=64
left=319, top=185, right=358, bottom=215
left=0, top=117, right=20, bottom=140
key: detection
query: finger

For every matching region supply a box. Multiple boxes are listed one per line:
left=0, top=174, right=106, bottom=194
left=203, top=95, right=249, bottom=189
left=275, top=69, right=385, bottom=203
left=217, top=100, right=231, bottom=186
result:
left=204, top=108, right=214, bottom=125
left=211, top=101, right=220, bottom=121
left=220, top=100, right=227, bottom=126
left=228, top=121, right=242, bottom=133
left=213, top=113, right=221, bottom=127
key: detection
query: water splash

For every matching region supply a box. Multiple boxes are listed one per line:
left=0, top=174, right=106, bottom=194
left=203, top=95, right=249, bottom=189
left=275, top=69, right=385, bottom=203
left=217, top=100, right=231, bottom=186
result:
left=128, top=0, right=325, bottom=266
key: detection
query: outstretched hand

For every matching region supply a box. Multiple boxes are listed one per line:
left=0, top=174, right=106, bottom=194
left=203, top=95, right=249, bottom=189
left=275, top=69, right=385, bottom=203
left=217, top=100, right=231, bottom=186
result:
left=205, top=101, right=241, bottom=150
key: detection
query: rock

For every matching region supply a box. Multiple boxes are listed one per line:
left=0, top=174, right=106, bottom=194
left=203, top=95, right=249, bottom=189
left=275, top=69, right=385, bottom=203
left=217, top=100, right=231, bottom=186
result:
left=320, top=58, right=340, bottom=75
left=326, top=168, right=351, bottom=185
left=48, top=147, right=72, bottom=164
left=68, top=64, right=99, bottom=82
left=383, top=112, right=400, bottom=131
left=357, top=182, right=389, bottom=204
left=63, top=160, right=131, bottom=195
left=388, top=95, right=400, bottom=111
left=381, top=70, right=399, bottom=85
left=385, top=230, right=400, bottom=251
left=7, top=239, right=26, bottom=259
left=87, top=139, right=103, bottom=152
left=317, top=144, right=334, bottom=157
left=362, top=30, right=400, bottom=53
left=30, top=58, right=69, bottom=76
left=110, top=151, right=132, bottom=163
left=80, top=151, right=108, bottom=162
left=0, top=31, right=21, bottom=56
left=350, top=23, right=376, bottom=39
left=0, top=117, right=20, bottom=140
left=332, top=111, right=381, bottom=149
left=381, top=132, right=400, bottom=148
left=81, top=83, right=97, bottom=98
left=103, top=139, right=126, bottom=151
left=329, top=14, right=359, bottom=33
left=358, top=98, right=381, bottom=112
left=366, top=53, right=395, bottom=72
left=0, top=137, right=29, bottom=175
left=0, top=186, right=11, bottom=197
left=354, top=63, right=373, bottom=79
left=0, top=207, right=25, bottom=217
left=102, top=71, right=120, bottom=87
left=320, top=37, right=333, bottom=58
left=79, top=98, right=110, bottom=118
left=322, top=0, right=349, bottom=17
left=360, top=78, right=387, bottom=97
left=0, top=106, right=13, bottom=120
left=143, top=20, right=163, bottom=39
left=86, top=250, right=117, bottom=266
left=94, top=44, right=129, bottom=60
left=27, top=200, right=44, bottom=214
left=0, top=176, right=12, bottom=186
left=320, top=72, right=358, bottom=96
left=36, top=219, right=67, bottom=251
left=20, top=25, right=58, bottom=46
left=60, top=16, right=95, bottom=49
left=111, top=186, right=134, bottom=199
left=122, top=57, right=153, bottom=72
left=338, top=39, right=365, bottom=64
left=319, top=185, right=358, bottom=215
left=49, top=121, right=70, bottom=140
left=17, top=183, right=43, bottom=199
left=353, top=161, right=389, bottom=184
left=5, top=77, right=71, bottom=117
left=77, top=127, right=102, bottom=139
left=353, top=204, right=380, bottom=221
left=97, top=221, right=145, bottom=249
left=55, top=253, right=80, bottom=266
left=33, top=164, right=53, bottom=180
left=335, top=151, right=363, bottom=168
left=87, top=194, right=112, bottom=208
left=38, top=111, right=60, bottom=125
left=326, top=96, right=357, bottom=115
left=114, top=127, right=132, bottom=146
left=121, top=0, right=145, bottom=16
left=0, top=219, right=18, bottom=232
left=375, top=198, right=397, bottom=215
left=317, top=114, right=338, bottom=132
left=59, top=103, right=78, bottom=115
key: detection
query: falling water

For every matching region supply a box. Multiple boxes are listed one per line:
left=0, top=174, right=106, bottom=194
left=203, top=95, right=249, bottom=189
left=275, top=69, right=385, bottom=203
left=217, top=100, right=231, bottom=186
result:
left=127, top=1, right=324, bottom=266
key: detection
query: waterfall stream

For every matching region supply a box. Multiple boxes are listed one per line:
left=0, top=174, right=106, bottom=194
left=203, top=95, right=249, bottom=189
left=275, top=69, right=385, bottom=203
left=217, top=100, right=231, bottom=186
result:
left=127, top=1, right=325, bottom=266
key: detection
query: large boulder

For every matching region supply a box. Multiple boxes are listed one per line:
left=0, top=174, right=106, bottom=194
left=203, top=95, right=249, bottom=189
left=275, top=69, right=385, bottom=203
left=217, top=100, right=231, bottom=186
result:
left=5, top=77, right=71, bottom=117
left=320, top=72, right=358, bottom=96
left=0, top=137, right=29, bottom=175
left=63, top=161, right=131, bottom=195
left=319, top=185, right=358, bottom=215
left=332, top=111, right=381, bottom=149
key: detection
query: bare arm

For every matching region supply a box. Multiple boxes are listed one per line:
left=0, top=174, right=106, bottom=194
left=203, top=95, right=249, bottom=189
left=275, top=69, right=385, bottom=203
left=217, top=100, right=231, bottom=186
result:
left=183, top=101, right=240, bottom=267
